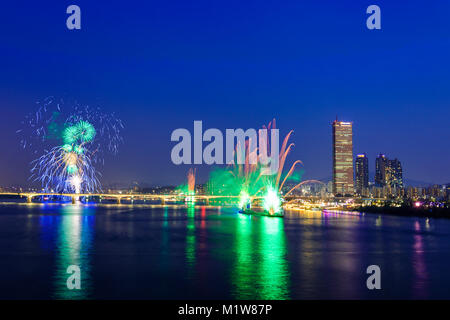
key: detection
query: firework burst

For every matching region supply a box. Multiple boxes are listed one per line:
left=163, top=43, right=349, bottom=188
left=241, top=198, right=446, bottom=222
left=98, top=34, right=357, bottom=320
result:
left=19, top=97, right=123, bottom=193
left=207, top=119, right=305, bottom=214
left=30, top=145, right=101, bottom=193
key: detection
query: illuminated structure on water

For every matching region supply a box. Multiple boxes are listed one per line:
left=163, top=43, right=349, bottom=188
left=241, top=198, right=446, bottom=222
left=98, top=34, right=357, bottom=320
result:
left=263, top=187, right=282, bottom=214
left=239, top=191, right=251, bottom=210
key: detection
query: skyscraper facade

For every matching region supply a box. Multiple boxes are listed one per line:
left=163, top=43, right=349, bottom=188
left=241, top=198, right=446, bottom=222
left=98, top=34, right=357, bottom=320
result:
left=355, top=153, right=369, bottom=195
left=375, top=154, right=387, bottom=187
left=332, top=120, right=354, bottom=196
left=386, top=158, right=403, bottom=189
left=374, top=154, right=404, bottom=197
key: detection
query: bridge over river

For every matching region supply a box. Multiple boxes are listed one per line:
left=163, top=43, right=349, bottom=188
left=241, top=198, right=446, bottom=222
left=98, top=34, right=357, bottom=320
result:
left=0, top=192, right=263, bottom=205
left=0, top=192, right=387, bottom=207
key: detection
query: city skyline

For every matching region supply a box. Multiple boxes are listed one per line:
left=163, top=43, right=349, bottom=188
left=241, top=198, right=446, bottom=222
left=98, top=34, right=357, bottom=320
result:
left=1, top=1, right=449, bottom=187
left=0, top=114, right=447, bottom=189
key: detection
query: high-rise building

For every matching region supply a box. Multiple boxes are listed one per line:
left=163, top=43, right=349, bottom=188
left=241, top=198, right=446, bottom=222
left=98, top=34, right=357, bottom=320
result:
left=386, top=158, right=403, bottom=189
left=332, top=120, right=354, bottom=196
left=355, top=153, right=369, bottom=195
left=375, top=154, right=403, bottom=197
left=375, top=154, right=387, bottom=187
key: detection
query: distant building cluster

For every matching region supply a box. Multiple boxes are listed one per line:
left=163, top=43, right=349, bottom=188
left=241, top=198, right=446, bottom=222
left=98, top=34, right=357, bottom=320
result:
left=406, top=184, right=450, bottom=202
left=332, top=119, right=405, bottom=198
left=354, top=153, right=404, bottom=198
left=332, top=119, right=448, bottom=201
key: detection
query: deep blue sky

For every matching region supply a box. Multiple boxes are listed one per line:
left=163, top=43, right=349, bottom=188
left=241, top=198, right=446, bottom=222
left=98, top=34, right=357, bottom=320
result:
left=0, top=0, right=449, bottom=187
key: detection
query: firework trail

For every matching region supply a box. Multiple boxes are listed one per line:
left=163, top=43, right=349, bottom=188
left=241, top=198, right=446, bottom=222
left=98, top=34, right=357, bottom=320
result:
left=175, top=168, right=197, bottom=199
left=207, top=119, right=305, bottom=213
left=30, top=145, right=101, bottom=193
left=187, top=168, right=196, bottom=193
left=18, top=97, right=124, bottom=193
left=231, top=119, right=304, bottom=196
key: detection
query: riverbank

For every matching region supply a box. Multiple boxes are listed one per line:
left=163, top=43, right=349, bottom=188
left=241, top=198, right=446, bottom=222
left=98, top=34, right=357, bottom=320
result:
left=354, top=205, right=450, bottom=219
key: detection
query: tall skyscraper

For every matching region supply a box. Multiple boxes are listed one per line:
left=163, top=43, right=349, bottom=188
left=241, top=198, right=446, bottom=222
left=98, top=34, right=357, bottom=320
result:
left=332, top=120, right=353, bottom=196
left=375, top=154, right=387, bottom=187
left=386, top=158, right=403, bottom=189
left=355, top=153, right=369, bottom=195
left=375, top=154, right=403, bottom=197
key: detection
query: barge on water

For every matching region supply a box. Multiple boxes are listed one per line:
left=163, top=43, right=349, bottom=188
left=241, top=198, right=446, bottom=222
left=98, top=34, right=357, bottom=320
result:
left=238, top=207, right=284, bottom=218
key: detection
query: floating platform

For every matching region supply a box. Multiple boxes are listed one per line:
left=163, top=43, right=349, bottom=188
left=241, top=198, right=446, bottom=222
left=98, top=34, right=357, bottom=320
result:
left=238, top=208, right=284, bottom=218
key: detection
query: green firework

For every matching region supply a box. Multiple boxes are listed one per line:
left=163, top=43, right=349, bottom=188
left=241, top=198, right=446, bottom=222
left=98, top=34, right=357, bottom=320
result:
left=63, top=126, right=79, bottom=144
left=62, top=121, right=96, bottom=145
left=67, top=164, right=78, bottom=174
left=76, top=121, right=96, bottom=143
left=74, top=145, right=83, bottom=154
left=62, top=144, right=73, bottom=152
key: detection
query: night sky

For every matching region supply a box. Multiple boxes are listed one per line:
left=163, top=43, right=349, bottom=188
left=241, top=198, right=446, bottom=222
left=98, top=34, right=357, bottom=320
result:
left=0, top=0, right=449, bottom=187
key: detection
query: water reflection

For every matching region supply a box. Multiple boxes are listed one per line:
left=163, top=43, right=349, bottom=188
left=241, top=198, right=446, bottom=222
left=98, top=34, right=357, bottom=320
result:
left=258, top=217, right=289, bottom=299
left=232, top=214, right=255, bottom=298
left=232, top=215, right=289, bottom=299
left=375, top=215, right=382, bottom=227
left=161, top=206, right=169, bottom=250
left=412, top=220, right=428, bottom=298
left=10, top=204, right=443, bottom=299
left=186, top=204, right=196, bottom=272
left=40, top=205, right=95, bottom=299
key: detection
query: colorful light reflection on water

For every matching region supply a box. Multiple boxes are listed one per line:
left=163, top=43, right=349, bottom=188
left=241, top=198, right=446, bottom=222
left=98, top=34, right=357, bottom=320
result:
left=0, top=203, right=447, bottom=299
left=39, top=204, right=95, bottom=299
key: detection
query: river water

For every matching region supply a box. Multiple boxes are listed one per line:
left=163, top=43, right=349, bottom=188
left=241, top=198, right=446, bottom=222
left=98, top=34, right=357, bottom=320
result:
left=0, top=202, right=449, bottom=299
